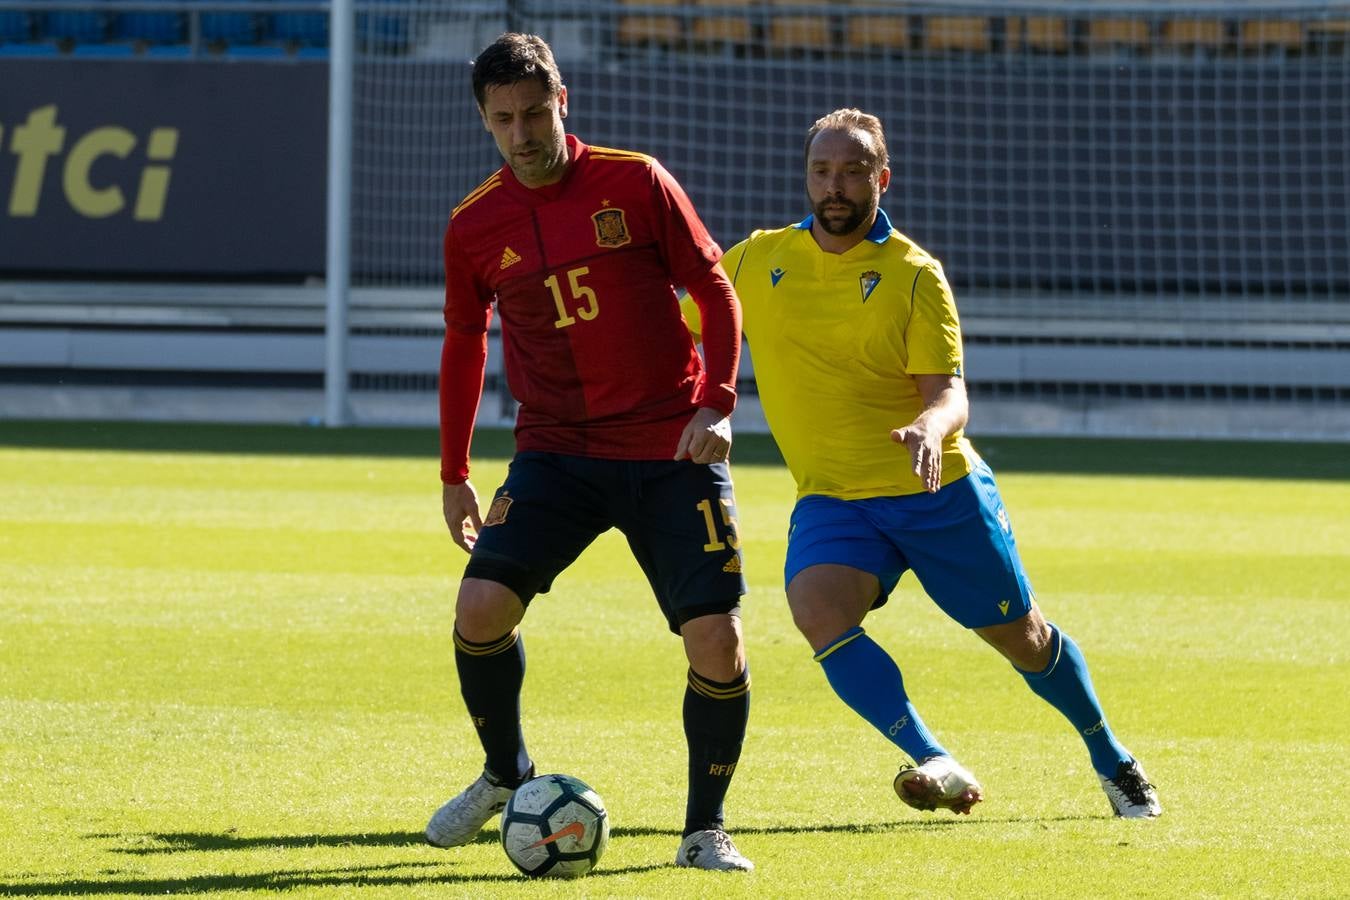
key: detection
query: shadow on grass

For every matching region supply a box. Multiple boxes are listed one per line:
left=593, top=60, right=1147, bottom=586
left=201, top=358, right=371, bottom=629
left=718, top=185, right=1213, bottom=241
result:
left=0, top=862, right=517, bottom=896
left=97, top=830, right=435, bottom=854
left=0, top=816, right=1104, bottom=894
left=98, top=814, right=1095, bottom=856
left=2, top=419, right=1346, bottom=480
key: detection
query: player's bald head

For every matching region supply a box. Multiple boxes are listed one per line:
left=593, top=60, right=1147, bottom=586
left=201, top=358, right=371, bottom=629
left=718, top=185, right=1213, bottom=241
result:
left=805, top=109, right=889, bottom=175
left=473, top=33, right=563, bottom=108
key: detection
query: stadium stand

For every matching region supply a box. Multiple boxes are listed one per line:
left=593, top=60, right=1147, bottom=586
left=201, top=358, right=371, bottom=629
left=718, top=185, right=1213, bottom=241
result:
left=767, top=0, right=834, bottom=53
left=1016, top=15, right=1070, bottom=54
left=924, top=15, right=990, bottom=53
left=268, top=5, right=328, bottom=49
left=1087, top=17, right=1151, bottom=53
left=353, top=0, right=409, bottom=54
left=1307, top=16, right=1350, bottom=52
left=0, top=41, right=58, bottom=56
left=0, top=2, right=1345, bottom=62
left=43, top=9, right=110, bottom=45
left=1160, top=17, right=1228, bottom=53
left=691, top=0, right=753, bottom=48
left=617, top=0, right=683, bottom=50
left=845, top=4, right=911, bottom=53
left=115, top=0, right=186, bottom=46
left=1240, top=18, right=1303, bottom=53
left=70, top=40, right=137, bottom=56
left=0, top=10, right=31, bottom=42
left=200, top=9, right=257, bottom=47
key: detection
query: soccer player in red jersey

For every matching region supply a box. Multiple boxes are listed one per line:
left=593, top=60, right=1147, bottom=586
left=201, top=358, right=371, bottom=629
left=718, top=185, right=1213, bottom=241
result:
left=424, top=33, right=753, bottom=871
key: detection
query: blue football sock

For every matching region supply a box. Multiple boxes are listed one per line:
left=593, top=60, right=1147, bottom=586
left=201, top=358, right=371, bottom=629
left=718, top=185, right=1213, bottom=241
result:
left=815, top=627, right=947, bottom=763
left=1019, top=624, right=1131, bottom=777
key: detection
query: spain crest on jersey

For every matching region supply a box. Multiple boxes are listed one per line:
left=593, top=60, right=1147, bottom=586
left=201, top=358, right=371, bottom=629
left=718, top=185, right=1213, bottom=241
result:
left=592, top=207, right=631, bottom=248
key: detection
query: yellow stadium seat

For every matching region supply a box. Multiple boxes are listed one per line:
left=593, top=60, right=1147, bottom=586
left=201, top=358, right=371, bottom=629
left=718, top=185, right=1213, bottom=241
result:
left=692, top=0, right=754, bottom=45
left=924, top=16, right=989, bottom=53
left=1310, top=18, right=1350, bottom=33
left=1161, top=18, right=1226, bottom=50
left=1240, top=20, right=1303, bottom=51
left=844, top=7, right=909, bottom=52
left=1018, top=16, right=1069, bottom=53
left=1307, top=18, right=1350, bottom=48
left=617, top=0, right=682, bottom=47
left=769, top=0, right=834, bottom=52
left=1088, top=18, right=1151, bottom=51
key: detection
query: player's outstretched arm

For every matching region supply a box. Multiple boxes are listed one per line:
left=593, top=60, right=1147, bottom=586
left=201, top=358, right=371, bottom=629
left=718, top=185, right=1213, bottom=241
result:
left=442, top=480, right=483, bottom=553
left=890, top=374, right=969, bottom=493
left=675, top=406, right=733, bottom=464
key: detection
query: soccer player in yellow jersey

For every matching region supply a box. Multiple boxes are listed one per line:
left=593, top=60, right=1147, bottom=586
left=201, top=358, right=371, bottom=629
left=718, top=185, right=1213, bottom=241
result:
left=721, top=109, right=1161, bottom=818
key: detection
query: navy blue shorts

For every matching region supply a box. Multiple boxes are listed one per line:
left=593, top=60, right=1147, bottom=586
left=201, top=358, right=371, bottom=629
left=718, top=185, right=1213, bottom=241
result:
left=784, top=459, right=1034, bottom=629
left=465, top=452, right=747, bottom=634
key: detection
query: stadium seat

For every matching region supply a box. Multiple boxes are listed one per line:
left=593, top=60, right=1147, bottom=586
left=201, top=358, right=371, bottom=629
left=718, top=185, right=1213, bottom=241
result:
left=358, top=0, right=410, bottom=53
left=1240, top=20, right=1303, bottom=53
left=1306, top=18, right=1350, bottom=51
left=269, top=3, right=328, bottom=48
left=691, top=0, right=753, bottom=47
left=1161, top=18, right=1227, bottom=52
left=768, top=0, right=834, bottom=53
left=844, top=2, right=910, bottom=53
left=1015, top=16, right=1069, bottom=53
left=201, top=11, right=258, bottom=47
left=924, top=16, right=989, bottom=53
left=0, top=11, right=30, bottom=43
left=617, top=0, right=682, bottom=49
left=115, top=0, right=185, bottom=45
left=43, top=10, right=109, bottom=44
left=1087, top=18, right=1151, bottom=53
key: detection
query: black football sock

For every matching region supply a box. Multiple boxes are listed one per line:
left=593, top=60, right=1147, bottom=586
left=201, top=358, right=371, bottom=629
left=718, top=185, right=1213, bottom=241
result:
left=682, top=666, right=750, bottom=836
left=454, top=627, right=532, bottom=787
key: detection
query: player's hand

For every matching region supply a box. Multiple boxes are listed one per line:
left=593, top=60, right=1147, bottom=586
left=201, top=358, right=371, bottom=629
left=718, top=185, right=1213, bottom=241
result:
left=442, top=480, right=482, bottom=553
left=891, top=422, right=944, bottom=493
left=675, top=407, right=732, bottom=464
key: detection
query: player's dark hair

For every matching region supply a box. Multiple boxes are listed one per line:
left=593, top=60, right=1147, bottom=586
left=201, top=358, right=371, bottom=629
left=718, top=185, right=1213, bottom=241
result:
left=804, top=108, right=890, bottom=173
left=472, top=33, right=563, bottom=108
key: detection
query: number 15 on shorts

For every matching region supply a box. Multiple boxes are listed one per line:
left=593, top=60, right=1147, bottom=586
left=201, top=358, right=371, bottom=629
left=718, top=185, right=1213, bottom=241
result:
left=697, top=498, right=740, bottom=552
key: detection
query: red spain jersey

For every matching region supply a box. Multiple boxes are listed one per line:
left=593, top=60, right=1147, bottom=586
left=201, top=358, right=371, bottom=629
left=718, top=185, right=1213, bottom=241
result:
left=442, top=135, right=733, bottom=480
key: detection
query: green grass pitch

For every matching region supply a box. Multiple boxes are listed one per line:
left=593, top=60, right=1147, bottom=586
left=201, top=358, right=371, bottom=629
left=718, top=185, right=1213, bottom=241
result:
left=1, top=420, right=1347, bottom=898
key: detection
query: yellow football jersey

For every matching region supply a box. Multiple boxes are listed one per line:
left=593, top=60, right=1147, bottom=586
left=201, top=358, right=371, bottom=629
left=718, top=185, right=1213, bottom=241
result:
left=723, top=210, right=974, bottom=499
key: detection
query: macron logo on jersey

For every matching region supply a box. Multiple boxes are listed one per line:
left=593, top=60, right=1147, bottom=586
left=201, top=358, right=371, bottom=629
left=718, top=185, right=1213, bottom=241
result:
left=499, top=246, right=521, bottom=270
left=770, top=267, right=786, bottom=287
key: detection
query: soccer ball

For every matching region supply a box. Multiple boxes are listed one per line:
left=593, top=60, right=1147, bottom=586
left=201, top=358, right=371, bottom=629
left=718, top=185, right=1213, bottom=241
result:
left=500, top=773, right=609, bottom=878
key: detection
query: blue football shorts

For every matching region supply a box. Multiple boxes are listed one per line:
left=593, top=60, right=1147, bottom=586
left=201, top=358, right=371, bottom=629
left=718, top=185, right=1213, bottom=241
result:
left=465, top=451, right=746, bottom=634
left=783, top=458, right=1034, bottom=629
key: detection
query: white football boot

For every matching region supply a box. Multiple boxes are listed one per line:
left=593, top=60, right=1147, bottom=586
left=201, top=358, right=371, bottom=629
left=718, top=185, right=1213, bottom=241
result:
left=425, top=773, right=515, bottom=848
left=1100, top=759, right=1162, bottom=818
left=893, top=755, right=984, bottom=815
left=675, top=828, right=755, bottom=871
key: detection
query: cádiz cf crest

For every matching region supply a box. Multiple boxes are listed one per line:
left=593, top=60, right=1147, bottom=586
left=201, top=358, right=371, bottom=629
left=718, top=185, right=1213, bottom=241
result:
left=592, top=207, right=631, bottom=248
left=859, top=270, right=882, bottom=302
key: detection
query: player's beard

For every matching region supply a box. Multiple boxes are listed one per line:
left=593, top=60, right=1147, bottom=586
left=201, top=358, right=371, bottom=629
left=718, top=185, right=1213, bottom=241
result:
left=813, top=194, right=874, bottom=237
left=510, top=139, right=568, bottom=187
